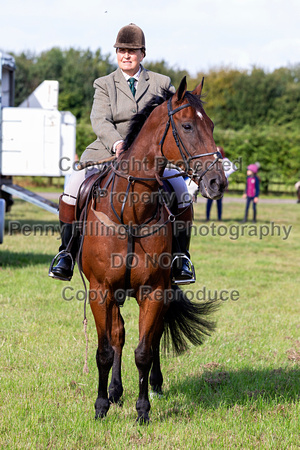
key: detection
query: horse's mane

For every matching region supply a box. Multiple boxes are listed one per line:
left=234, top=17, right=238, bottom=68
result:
left=185, top=91, right=205, bottom=111
left=124, top=89, right=205, bottom=149
left=124, top=89, right=173, bottom=148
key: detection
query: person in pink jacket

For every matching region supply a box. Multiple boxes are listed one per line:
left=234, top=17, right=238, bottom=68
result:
left=242, top=163, right=260, bottom=223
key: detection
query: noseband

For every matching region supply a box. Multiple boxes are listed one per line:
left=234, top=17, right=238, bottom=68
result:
left=160, top=97, right=222, bottom=181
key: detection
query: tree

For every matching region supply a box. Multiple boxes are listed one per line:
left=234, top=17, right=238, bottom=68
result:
left=10, top=48, right=300, bottom=188
left=144, top=60, right=189, bottom=88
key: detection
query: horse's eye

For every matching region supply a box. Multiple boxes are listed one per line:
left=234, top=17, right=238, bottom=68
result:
left=182, top=123, right=192, bottom=131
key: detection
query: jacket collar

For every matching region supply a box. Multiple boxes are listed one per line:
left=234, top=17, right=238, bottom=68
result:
left=135, top=66, right=150, bottom=101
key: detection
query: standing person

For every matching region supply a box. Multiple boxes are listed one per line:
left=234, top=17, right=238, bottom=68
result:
left=242, top=163, right=260, bottom=223
left=206, top=146, right=237, bottom=221
left=49, top=23, right=195, bottom=283
left=295, top=180, right=300, bottom=203
left=206, top=197, right=223, bottom=221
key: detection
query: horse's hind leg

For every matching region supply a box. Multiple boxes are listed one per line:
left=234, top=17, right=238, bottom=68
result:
left=90, top=288, right=114, bottom=419
left=150, top=320, right=164, bottom=396
left=108, top=304, right=125, bottom=404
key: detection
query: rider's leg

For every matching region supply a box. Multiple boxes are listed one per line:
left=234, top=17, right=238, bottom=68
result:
left=49, top=199, right=77, bottom=281
left=164, top=168, right=195, bottom=283
left=49, top=169, right=86, bottom=281
left=172, top=203, right=194, bottom=282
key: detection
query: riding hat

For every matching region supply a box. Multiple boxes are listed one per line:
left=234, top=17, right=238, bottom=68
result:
left=114, top=23, right=146, bottom=54
left=247, top=164, right=258, bottom=174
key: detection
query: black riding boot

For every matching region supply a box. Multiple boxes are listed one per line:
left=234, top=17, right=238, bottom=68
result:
left=49, top=199, right=78, bottom=281
left=172, top=229, right=195, bottom=284
left=49, top=221, right=77, bottom=281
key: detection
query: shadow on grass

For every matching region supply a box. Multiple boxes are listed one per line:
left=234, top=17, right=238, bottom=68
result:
left=164, top=367, right=300, bottom=412
left=0, top=250, right=55, bottom=267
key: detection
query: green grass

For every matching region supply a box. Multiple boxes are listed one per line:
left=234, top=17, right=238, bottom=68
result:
left=1, top=199, right=300, bottom=449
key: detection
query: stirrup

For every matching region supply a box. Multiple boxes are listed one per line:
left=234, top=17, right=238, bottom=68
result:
left=48, top=250, right=75, bottom=280
left=171, top=255, right=196, bottom=285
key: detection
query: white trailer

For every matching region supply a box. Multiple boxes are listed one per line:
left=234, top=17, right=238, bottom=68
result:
left=0, top=51, right=76, bottom=243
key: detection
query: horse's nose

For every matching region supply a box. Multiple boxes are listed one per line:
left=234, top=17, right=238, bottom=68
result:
left=208, top=175, right=227, bottom=193
left=208, top=177, right=220, bottom=193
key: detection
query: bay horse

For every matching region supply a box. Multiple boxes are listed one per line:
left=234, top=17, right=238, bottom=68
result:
left=80, top=77, right=227, bottom=423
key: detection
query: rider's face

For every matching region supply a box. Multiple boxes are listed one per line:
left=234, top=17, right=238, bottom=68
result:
left=117, top=48, right=144, bottom=76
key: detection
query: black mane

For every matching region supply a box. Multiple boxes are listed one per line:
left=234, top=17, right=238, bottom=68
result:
left=124, top=89, right=174, bottom=149
left=184, top=91, right=205, bottom=111
left=124, top=89, right=205, bottom=149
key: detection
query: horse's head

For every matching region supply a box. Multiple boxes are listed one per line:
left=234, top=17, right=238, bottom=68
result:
left=161, top=77, right=228, bottom=199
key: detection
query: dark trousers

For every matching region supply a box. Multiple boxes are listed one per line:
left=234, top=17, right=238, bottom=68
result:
left=206, top=198, right=222, bottom=220
left=244, top=196, right=257, bottom=221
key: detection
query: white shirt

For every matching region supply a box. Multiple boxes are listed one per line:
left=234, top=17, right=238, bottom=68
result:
left=121, top=66, right=142, bottom=90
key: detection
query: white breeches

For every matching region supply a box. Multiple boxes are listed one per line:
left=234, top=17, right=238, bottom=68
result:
left=62, top=166, right=198, bottom=208
left=163, top=168, right=198, bottom=208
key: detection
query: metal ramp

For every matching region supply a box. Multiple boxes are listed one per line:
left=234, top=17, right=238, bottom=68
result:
left=1, top=183, right=59, bottom=215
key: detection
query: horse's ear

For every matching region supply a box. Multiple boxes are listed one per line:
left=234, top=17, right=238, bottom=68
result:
left=192, top=77, right=204, bottom=96
left=176, top=76, right=187, bottom=102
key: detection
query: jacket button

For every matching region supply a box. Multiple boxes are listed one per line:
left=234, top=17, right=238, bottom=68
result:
left=132, top=109, right=136, bottom=113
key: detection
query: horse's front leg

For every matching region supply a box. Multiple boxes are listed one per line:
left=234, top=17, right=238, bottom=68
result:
left=135, top=291, right=165, bottom=423
left=90, top=285, right=114, bottom=419
left=150, top=321, right=164, bottom=396
left=108, top=304, right=125, bottom=404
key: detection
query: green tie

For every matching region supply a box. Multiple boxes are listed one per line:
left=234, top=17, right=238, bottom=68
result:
left=128, top=77, right=136, bottom=97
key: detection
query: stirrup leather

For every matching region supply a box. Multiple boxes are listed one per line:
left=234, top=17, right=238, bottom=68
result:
left=171, top=254, right=196, bottom=285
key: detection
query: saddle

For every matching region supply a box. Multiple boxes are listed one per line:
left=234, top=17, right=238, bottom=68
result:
left=75, top=167, right=112, bottom=224
left=75, top=168, right=178, bottom=226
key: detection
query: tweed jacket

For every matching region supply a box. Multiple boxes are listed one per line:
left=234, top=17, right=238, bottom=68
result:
left=80, top=66, right=174, bottom=163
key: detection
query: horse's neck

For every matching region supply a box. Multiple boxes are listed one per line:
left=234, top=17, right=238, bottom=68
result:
left=107, top=136, right=165, bottom=223
left=119, top=124, right=166, bottom=184
left=122, top=148, right=163, bottom=180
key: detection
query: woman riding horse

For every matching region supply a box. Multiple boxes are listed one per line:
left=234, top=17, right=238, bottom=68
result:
left=49, top=24, right=228, bottom=423
left=49, top=23, right=195, bottom=284
left=80, top=75, right=227, bottom=422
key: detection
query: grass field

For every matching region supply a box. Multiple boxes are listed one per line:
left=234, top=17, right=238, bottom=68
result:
left=1, top=197, right=300, bottom=449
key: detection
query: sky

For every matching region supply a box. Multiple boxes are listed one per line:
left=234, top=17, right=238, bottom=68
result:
left=1, top=0, right=300, bottom=77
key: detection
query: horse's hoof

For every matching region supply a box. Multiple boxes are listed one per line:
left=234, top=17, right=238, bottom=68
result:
left=109, top=396, right=124, bottom=407
left=108, top=386, right=123, bottom=405
left=95, top=398, right=109, bottom=419
left=136, top=413, right=150, bottom=425
left=95, top=411, right=107, bottom=420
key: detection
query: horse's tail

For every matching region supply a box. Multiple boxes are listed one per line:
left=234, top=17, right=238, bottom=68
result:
left=162, top=285, right=219, bottom=355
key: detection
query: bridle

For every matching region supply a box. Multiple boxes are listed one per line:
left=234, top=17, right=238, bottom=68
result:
left=159, top=96, right=223, bottom=181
